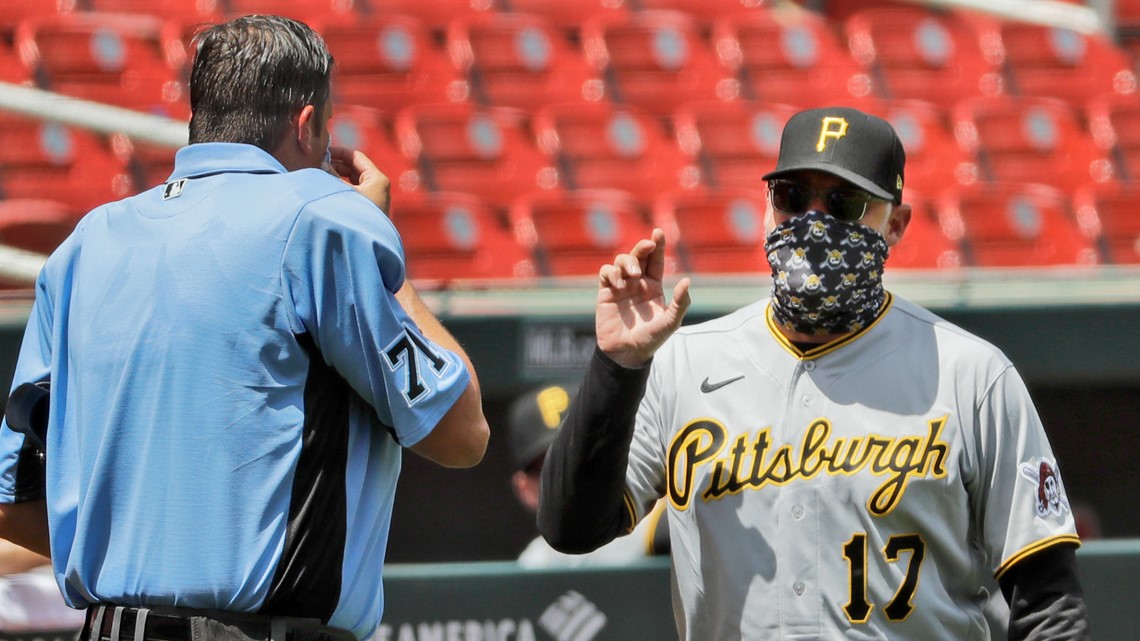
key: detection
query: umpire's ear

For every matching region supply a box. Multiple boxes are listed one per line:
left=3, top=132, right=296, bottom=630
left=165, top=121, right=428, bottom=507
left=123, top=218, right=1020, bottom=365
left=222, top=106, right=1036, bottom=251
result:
left=6, top=381, right=50, bottom=451
left=272, top=102, right=325, bottom=171
left=295, top=103, right=321, bottom=157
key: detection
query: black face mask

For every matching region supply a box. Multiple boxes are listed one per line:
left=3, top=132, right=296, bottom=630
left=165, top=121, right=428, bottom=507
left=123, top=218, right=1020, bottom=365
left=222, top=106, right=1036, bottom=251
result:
left=764, top=210, right=890, bottom=336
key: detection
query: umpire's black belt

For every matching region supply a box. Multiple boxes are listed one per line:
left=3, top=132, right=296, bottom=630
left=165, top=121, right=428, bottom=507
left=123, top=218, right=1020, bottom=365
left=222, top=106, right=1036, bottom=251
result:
left=83, top=604, right=357, bottom=641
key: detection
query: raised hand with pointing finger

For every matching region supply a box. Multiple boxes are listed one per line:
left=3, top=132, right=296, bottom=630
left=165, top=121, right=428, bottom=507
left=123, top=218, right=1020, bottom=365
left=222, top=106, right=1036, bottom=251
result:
left=595, top=228, right=691, bottom=369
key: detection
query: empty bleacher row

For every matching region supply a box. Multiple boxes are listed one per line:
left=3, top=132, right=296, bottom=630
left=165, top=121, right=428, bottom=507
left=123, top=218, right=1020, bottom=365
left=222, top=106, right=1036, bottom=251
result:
left=0, top=0, right=1139, bottom=284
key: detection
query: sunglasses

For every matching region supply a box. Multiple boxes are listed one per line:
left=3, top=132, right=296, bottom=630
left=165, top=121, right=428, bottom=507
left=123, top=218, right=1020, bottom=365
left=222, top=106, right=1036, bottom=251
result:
left=768, top=179, right=884, bottom=222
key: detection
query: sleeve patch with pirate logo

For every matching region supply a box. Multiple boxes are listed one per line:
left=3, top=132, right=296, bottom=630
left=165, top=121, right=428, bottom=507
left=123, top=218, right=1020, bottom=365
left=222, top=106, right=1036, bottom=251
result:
left=1019, top=458, right=1071, bottom=518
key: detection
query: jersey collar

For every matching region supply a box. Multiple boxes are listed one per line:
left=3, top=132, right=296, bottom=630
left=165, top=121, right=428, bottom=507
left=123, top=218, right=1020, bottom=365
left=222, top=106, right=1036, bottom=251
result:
left=765, top=292, right=894, bottom=360
left=167, top=142, right=288, bottom=181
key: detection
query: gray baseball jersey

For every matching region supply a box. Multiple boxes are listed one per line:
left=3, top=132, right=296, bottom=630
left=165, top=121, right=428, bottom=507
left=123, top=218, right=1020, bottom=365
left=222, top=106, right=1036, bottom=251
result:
left=620, top=293, right=1079, bottom=641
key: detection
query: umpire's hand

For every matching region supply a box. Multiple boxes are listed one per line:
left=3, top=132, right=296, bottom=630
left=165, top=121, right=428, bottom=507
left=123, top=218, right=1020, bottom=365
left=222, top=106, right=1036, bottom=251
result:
left=328, top=147, right=392, bottom=214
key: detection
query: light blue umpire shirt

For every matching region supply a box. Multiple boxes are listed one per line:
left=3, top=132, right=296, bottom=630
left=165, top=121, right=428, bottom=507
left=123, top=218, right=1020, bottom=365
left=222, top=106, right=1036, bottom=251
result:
left=0, top=143, right=470, bottom=639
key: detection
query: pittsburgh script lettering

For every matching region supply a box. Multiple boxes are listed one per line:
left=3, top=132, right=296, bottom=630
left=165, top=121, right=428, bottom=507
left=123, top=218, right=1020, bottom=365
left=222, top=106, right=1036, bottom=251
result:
left=667, top=417, right=950, bottom=515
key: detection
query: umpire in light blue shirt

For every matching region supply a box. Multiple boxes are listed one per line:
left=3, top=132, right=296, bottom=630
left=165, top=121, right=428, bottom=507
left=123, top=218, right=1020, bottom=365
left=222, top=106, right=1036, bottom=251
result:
left=0, top=14, right=489, bottom=641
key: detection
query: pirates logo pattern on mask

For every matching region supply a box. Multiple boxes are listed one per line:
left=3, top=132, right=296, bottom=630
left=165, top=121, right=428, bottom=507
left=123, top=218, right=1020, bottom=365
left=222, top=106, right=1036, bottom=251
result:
left=765, top=210, right=890, bottom=336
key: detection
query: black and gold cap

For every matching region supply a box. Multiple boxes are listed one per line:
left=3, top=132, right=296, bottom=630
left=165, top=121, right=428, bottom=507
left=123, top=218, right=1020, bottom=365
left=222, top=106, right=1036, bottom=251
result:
left=507, top=383, right=578, bottom=472
left=761, top=106, right=907, bottom=205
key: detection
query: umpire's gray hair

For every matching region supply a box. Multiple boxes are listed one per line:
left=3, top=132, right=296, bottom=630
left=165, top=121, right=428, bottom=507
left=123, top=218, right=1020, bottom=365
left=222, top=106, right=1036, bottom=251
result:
left=188, top=15, right=334, bottom=151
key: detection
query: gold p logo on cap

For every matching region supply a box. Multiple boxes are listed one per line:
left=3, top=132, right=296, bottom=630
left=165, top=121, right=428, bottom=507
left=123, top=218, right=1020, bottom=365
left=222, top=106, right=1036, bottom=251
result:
left=816, top=117, right=849, bottom=152
left=536, top=386, right=570, bottom=429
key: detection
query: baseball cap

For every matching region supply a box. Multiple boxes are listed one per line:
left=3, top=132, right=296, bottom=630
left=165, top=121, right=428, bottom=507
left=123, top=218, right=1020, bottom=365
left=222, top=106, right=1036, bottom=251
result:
left=507, top=383, right=578, bottom=472
left=761, top=106, right=906, bottom=205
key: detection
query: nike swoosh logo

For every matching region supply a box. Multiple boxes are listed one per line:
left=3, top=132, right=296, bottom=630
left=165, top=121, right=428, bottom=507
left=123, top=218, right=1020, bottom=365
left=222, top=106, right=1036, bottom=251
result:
left=700, top=375, right=745, bottom=393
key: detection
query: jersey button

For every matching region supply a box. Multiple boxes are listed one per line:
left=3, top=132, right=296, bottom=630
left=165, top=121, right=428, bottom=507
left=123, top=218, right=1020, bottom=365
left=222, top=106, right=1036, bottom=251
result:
left=801, top=394, right=813, bottom=406
left=793, top=582, right=805, bottom=596
left=792, top=505, right=805, bottom=519
left=803, top=361, right=816, bottom=371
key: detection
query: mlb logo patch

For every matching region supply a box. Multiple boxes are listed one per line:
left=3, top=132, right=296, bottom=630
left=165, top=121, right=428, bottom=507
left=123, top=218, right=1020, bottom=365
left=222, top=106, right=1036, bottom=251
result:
left=163, top=178, right=187, bottom=200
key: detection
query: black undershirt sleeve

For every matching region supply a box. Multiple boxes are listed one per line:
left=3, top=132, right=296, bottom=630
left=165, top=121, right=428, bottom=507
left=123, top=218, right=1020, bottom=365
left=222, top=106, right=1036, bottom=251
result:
left=1000, top=543, right=1092, bottom=641
left=537, top=346, right=651, bottom=554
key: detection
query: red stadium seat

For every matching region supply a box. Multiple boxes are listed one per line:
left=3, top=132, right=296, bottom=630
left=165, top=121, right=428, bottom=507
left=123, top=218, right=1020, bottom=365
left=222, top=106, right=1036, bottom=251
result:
left=1086, top=92, right=1140, bottom=182
left=712, top=7, right=874, bottom=107
left=0, top=1, right=63, bottom=32
left=581, top=10, right=735, bottom=115
left=366, top=0, right=501, bottom=31
left=0, top=32, right=32, bottom=84
left=933, top=182, right=1099, bottom=267
left=501, top=0, right=629, bottom=33
left=111, top=134, right=177, bottom=194
left=446, top=12, right=604, bottom=110
left=671, top=100, right=795, bottom=189
left=885, top=193, right=963, bottom=270
left=533, top=101, right=698, bottom=200
left=329, top=104, right=423, bottom=198
left=1120, top=0, right=1140, bottom=56
left=510, top=188, right=662, bottom=276
left=0, top=113, right=132, bottom=212
left=987, top=20, right=1138, bottom=105
left=1119, top=0, right=1140, bottom=28
left=16, top=13, right=189, bottom=118
left=0, top=198, right=81, bottom=260
left=395, top=102, right=556, bottom=206
left=389, top=192, right=538, bottom=281
left=843, top=6, right=1005, bottom=107
left=652, top=187, right=767, bottom=273
left=163, top=18, right=212, bottom=84
left=861, top=99, right=978, bottom=195
left=951, top=95, right=1115, bottom=195
left=635, top=0, right=766, bottom=21
left=812, top=0, right=914, bottom=24
left=316, top=15, right=469, bottom=112
left=223, top=0, right=355, bottom=21
left=1071, top=183, right=1140, bottom=264
left=75, top=0, right=222, bottom=24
